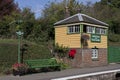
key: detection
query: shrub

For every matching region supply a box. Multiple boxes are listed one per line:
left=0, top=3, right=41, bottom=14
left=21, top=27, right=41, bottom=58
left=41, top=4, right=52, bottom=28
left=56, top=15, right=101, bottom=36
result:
left=12, top=63, right=28, bottom=76
left=109, top=33, right=120, bottom=42
left=54, top=43, right=69, bottom=58
left=59, top=62, right=70, bottom=70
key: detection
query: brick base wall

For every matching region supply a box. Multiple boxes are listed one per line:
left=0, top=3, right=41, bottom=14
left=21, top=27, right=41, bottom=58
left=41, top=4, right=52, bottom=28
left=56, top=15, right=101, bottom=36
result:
left=63, top=48, right=108, bottom=68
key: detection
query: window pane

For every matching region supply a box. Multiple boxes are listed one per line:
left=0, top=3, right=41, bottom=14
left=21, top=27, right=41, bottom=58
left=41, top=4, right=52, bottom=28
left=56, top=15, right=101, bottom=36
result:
left=101, top=28, right=106, bottom=34
left=96, top=28, right=101, bottom=34
left=68, top=25, right=80, bottom=34
left=96, top=27, right=106, bottom=34
left=87, top=26, right=95, bottom=33
left=92, top=49, right=98, bottom=59
left=75, top=25, right=80, bottom=33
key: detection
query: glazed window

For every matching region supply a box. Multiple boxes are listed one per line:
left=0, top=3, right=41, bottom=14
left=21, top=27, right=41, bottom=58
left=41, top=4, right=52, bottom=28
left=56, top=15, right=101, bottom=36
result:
left=96, top=28, right=101, bottom=34
left=101, top=28, right=106, bottom=34
left=68, top=25, right=80, bottom=33
left=92, top=48, right=98, bottom=59
left=96, top=28, right=106, bottom=34
left=87, top=26, right=95, bottom=34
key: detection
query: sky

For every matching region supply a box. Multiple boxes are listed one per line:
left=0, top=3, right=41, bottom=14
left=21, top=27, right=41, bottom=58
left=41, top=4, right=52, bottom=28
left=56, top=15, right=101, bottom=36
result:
left=14, top=0, right=100, bottom=18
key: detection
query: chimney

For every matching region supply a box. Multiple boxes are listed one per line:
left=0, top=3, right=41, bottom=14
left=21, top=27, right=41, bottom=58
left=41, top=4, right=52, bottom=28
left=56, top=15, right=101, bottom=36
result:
left=65, top=0, right=70, bottom=18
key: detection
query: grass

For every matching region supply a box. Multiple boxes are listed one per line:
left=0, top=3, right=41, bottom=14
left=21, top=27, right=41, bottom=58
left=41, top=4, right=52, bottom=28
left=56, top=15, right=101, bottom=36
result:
left=0, top=39, right=53, bottom=74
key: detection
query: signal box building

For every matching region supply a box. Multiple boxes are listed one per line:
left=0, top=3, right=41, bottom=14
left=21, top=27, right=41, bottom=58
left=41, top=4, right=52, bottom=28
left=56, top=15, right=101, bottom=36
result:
left=54, top=13, right=108, bottom=67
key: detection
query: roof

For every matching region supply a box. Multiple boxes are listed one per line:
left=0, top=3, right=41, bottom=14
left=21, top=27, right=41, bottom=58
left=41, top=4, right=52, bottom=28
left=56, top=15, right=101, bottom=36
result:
left=54, top=13, right=108, bottom=26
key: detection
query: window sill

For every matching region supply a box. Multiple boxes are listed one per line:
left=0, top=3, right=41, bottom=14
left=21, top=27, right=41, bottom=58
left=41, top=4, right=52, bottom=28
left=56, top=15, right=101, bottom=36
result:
left=92, top=58, right=99, bottom=61
left=82, top=32, right=107, bottom=36
left=96, top=33, right=107, bottom=36
left=67, top=32, right=80, bottom=35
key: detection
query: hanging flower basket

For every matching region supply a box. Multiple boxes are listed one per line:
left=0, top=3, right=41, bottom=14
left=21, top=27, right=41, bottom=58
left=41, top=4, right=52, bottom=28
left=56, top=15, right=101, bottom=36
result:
left=81, top=34, right=89, bottom=40
left=81, top=34, right=90, bottom=48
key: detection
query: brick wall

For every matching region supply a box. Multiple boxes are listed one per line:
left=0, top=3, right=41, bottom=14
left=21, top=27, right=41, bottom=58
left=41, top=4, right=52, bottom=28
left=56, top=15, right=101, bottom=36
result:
left=64, top=48, right=108, bottom=68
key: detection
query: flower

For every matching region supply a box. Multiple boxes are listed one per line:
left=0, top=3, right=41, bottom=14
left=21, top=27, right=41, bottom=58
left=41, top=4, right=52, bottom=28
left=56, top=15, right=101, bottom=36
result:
left=12, top=63, right=28, bottom=76
left=68, top=49, right=76, bottom=59
left=12, top=63, right=27, bottom=71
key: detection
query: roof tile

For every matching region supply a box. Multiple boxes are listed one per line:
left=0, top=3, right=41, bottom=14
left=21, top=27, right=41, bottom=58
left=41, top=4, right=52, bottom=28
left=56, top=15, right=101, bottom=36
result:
left=54, top=13, right=108, bottom=26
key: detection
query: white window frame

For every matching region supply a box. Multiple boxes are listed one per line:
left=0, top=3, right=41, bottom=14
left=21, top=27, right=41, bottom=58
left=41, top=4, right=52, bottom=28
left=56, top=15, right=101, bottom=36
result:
left=68, top=25, right=80, bottom=34
left=87, top=26, right=95, bottom=34
left=101, top=28, right=106, bottom=34
left=96, top=28, right=106, bottom=35
left=92, top=48, right=98, bottom=59
left=96, top=28, right=101, bottom=34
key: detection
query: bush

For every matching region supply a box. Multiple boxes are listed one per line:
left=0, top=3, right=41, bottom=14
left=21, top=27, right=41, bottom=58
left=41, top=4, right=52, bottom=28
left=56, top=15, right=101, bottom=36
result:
left=109, top=33, right=120, bottom=42
left=12, top=63, right=28, bottom=76
left=54, top=43, right=69, bottom=58
left=59, top=62, right=70, bottom=70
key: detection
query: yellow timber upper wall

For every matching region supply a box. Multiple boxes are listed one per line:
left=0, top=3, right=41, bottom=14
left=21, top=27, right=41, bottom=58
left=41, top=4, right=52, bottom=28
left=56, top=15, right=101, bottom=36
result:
left=55, top=23, right=108, bottom=48
left=83, top=33, right=108, bottom=48
left=55, top=26, right=81, bottom=48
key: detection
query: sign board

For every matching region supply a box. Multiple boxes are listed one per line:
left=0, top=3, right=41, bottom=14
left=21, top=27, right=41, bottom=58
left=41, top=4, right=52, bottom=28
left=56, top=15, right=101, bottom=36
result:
left=91, top=34, right=101, bottom=42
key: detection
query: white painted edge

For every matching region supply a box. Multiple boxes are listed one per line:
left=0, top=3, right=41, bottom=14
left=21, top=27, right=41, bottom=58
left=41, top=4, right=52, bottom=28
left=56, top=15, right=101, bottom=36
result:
left=54, top=14, right=78, bottom=25
left=51, top=69, right=120, bottom=80
left=54, top=22, right=108, bottom=28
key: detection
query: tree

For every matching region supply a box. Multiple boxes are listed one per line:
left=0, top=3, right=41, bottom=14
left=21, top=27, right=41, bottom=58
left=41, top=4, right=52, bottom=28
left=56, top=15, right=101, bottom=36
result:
left=0, top=0, right=19, bottom=19
left=84, top=0, right=120, bottom=35
left=68, top=0, right=81, bottom=15
left=0, top=11, right=21, bottom=38
left=41, top=1, right=65, bottom=40
left=0, top=0, right=20, bottom=38
left=20, top=8, right=36, bottom=39
left=40, top=0, right=84, bottom=40
left=109, top=20, right=120, bottom=34
left=101, top=0, right=120, bottom=8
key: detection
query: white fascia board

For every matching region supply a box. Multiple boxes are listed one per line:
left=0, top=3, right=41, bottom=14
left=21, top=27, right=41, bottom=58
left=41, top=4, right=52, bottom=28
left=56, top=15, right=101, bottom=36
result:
left=54, top=14, right=78, bottom=25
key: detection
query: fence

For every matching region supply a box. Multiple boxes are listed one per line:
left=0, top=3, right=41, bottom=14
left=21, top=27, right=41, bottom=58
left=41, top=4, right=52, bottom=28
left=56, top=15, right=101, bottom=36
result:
left=108, top=46, right=120, bottom=63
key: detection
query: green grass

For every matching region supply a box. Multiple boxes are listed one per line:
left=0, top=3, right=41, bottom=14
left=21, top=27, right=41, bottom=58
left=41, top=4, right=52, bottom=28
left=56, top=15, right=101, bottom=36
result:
left=0, top=39, right=17, bottom=43
left=0, top=39, right=53, bottom=74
